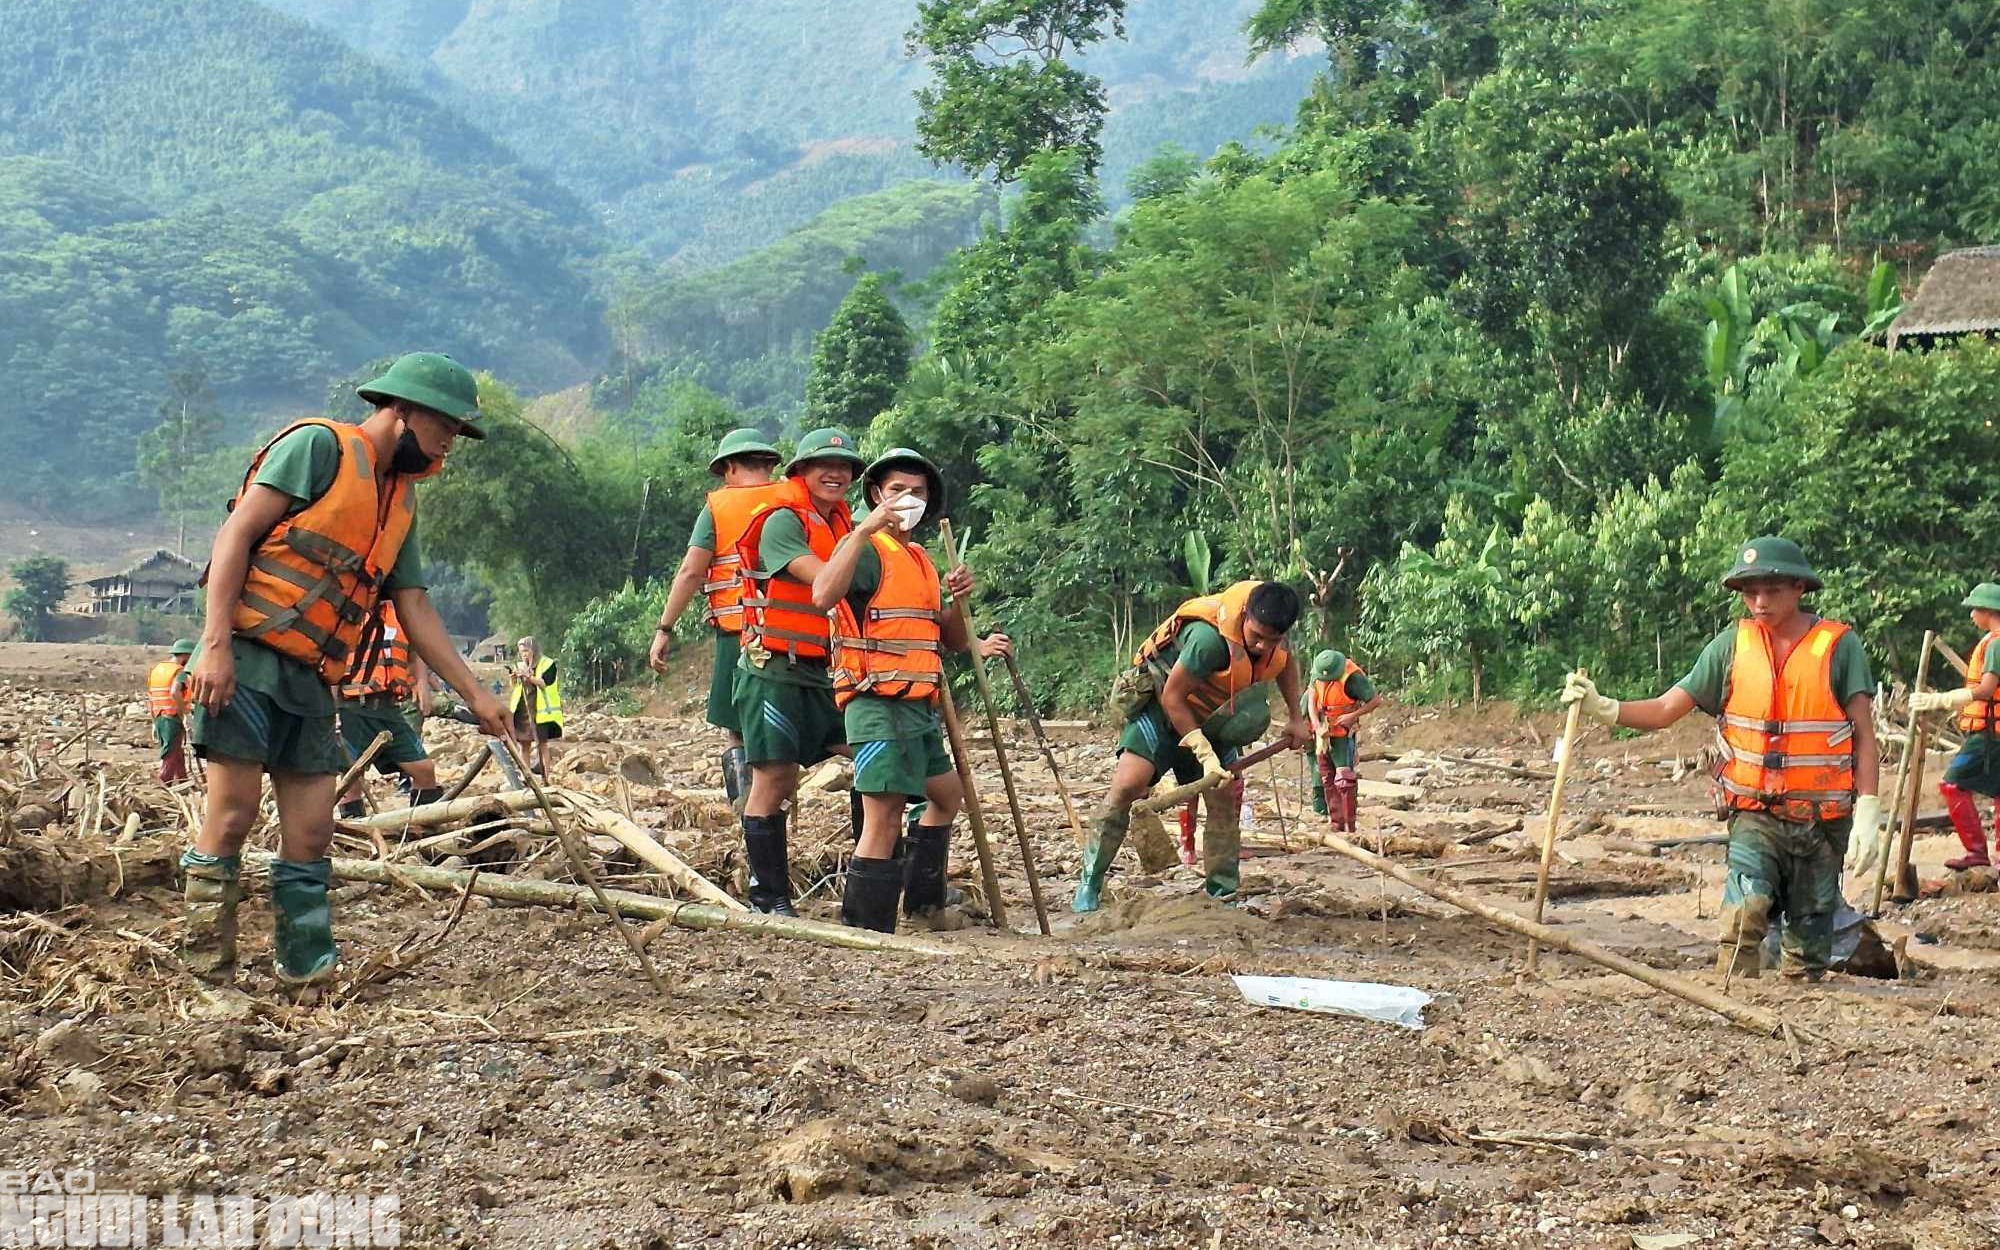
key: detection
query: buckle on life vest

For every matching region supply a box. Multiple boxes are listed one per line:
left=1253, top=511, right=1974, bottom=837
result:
left=1762, top=750, right=1787, bottom=771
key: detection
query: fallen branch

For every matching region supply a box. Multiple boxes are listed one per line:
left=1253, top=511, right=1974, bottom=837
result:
left=553, top=789, right=743, bottom=912
left=339, top=790, right=545, bottom=831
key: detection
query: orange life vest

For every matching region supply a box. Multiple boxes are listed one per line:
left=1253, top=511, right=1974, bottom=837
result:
left=1134, top=581, right=1292, bottom=721
left=702, top=481, right=790, bottom=633
left=1959, top=632, right=2000, bottom=734
left=1715, top=618, right=1856, bottom=822
left=219, top=419, right=420, bottom=685
left=147, top=660, right=188, bottom=718
left=339, top=602, right=413, bottom=702
left=735, top=478, right=852, bottom=661
left=832, top=532, right=944, bottom=708
left=1311, top=659, right=1364, bottom=738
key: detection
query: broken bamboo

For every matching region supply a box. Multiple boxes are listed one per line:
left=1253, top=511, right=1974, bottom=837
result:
left=1001, top=651, right=1088, bottom=849
left=1133, top=739, right=1295, bottom=814
left=341, top=790, right=546, bottom=831
left=1527, top=671, right=1587, bottom=972
left=554, top=790, right=744, bottom=912
left=937, top=683, right=1011, bottom=931
left=1875, top=630, right=1933, bottom=913
left=334, top=730, right=393, bottom=798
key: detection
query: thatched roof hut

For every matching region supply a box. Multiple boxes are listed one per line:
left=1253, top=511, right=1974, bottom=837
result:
left=1887, top=246, right=2000, bottom=350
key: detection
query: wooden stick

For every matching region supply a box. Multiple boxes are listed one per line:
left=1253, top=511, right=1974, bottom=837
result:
left=1134, top=739, right=1295, bottom=814
left=499, top=738, right=670, bottom=996
left=441, top=745, right=491, bottom=802
left=940, top=520, right=1050, bottom=936
left=1313, top=831, right=1791, bottom=1037
left=341, top=790, right=545, bottom=831
left=1875, top=630, right=1933, bottom=913
left=334, top=730, right=394, bottom=798
left=1527, top=670, right=1587, bottom=972
left=557, top=790, right=746, bottom=912
left=1001, top=651, right=1088, bottom=849
left=937, top=684, right=1011, bottom=931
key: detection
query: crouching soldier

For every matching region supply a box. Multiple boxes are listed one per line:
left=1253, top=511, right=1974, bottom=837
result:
left=1308, top=649, right=1382, bottom=832
left=1561, top=537, right=1880, bottom=980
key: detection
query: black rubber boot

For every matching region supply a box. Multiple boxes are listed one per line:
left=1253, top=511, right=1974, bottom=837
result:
left=841, top=855, right=903, bottom=932
left=742, top=813, right=798, bottom=916
left=410, top=787, right=444, bottom=808
left=336, top=799, right=367, bottom=821
left=903, top=823, right=951, bottom=916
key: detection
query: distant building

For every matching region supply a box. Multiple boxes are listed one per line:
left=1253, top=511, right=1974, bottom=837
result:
left=1887, top=246, right=2000, bottom=351
left=81, top=549, right=200, bottom=615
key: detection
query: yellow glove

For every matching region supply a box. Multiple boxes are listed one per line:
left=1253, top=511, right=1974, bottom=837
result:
left=1910, top=688, right=1973, bottom=714
left=1843, top=793, right=1887, bottom=885
left=1180, top=729, right=1227, bottom=781
left=1560, top=670, right=1620, bottom=726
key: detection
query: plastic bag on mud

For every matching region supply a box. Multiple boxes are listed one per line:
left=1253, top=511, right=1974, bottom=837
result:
left=1231, top=974, right=1433, bottom=1029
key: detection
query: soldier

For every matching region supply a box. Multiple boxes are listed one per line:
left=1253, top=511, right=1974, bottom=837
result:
left=1308, top=648, right=1382, bottom=832
left=1910, top=582, right=2000, bottom=870
left=335, top=600, right=442, bottom=819
left=147, top=638, right=197, bottom=784
left=1561, top=537, right=1881, bottom=980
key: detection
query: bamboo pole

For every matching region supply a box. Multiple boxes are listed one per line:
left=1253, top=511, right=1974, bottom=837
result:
left=341, top=789, right=546, bottom=831
left=937, top=684, right=1011, bottom=931
left=1527, top=670, right=1588, bottom=972
left=558, top=790, right=745, bottom=911
left=1313, top=831, right=1791, bottom=1037
left=939, top=520, right=1050, bottom=936
left=1133, top=739, right=1294, bottom=814
left=334, top=731, right=393, bottom=798
left=1874, top=631, right=1933, bottom=914
left=1001, top=652, right=1088, bottom=849
left=441, top=746, right=491, bottom=802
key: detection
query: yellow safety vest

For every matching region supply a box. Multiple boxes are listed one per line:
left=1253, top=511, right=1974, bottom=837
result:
left=508, top=655, right=564, bottom=730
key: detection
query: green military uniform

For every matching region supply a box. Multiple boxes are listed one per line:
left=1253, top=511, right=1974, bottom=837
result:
left=1944, top=629, right=2000, bottom=794
left=337, top=695, right=430, bottom=770
left=687, top=505, right=748, bottom=734
left=733, top=506, right=847, bottom=767
left=846, top=533, right=954, bottom=798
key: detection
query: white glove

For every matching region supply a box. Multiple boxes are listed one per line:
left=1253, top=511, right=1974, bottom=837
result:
left=1560, top=670, right=1620, bottom=726
left=1910, top=688, right=1973, bottom=714
left=1843, top=793, right=1887, bottom=883
left=888, top=495, right=927, bottom=531
left=1180, top=729, right=1227, bottom=781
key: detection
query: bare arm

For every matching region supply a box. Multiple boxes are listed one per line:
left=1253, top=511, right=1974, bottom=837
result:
left=1609, top=686, right=1699, bottom=731
left=412, top=654, right=432, bottom=716
left=812, top=511, right=893, bottom=611
left=1341, top=694, right=1385, bottom=724
left=1976, top=673, right=2000, bottom=701
left=1847, top=692, right=1880, bottom=796
left=184, top=483, right=292, bottom=712
left=393, top=589, right=508, bottom=738
left=1159, top=664, right=1205, bottom=739
left=657, top=545, right=714, bottom=630
left=1275, top=654, right=1311, bottom=747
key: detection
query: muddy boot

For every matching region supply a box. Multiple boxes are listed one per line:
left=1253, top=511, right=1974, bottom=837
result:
left=410, top=787, right=443, bottom=809
left=179, top=850, right=242, bottom=983
left=1073, top=809, right=1129, bottom=913
left=270, top=857, right=338, bottom=985
left=1941, top=783, right=1991, bottom=870
left=1202, top=802, right=1242, bottom=901
left=1176, top=802, right=1198, bottom=866
left=742, top=813, right=798, bottom=916
left=336, top=798, right=366, bottom=822
left=722, top=747, right=750, bottom=816
left=1715, top=894, right=1773, bottom=979
left=902, top=823, right=951, bottom=916
left=841, top=854, right=903, bottom=932
left=1334, top=769, right=1360, bottom=834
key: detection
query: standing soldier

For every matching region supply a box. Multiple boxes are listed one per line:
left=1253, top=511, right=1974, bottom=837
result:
left=149, top=638, right=197, bottom=784
left=811, top=448, right=1011, bottom=931
left=1074, top=581, right=1312, bottom=912
left=179, top=353, right=511, bottom=986
left=649, top=429, right=785, bottom=809
left=334, top=600, right=443, bottom=819
left=508, top=636, right=564, bottom=777
left=1308, top=648, right=1383, bottom=832
left=1910, top=582, right=2000, bottom=871
left=1560, top=537, right=1881, bottom=980
left=730, top=428, right=862, bottom=915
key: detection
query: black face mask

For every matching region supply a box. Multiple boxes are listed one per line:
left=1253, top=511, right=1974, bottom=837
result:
left=391, top=429, right=435, bottom=475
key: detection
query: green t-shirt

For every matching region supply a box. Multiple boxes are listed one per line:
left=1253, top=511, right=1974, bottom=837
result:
left=1674, top=619, right=1874, bottom=717
left=688, top=504, right=716, bottom=552
left=741, top=508, right=832, bottom=688
left=1162, top=621, right=1231, bottom=682
left=210, top=425, right=426, bottom=716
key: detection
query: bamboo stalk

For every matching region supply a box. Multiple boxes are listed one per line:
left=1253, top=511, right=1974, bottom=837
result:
left=1133, top=739, right=1294, bottom=814
left=1874, top=630, right=1933, bottom=913
left=341, top=790, right=546, bottom=831
left=940, top=520, right=1050, bottom=936
left=937, top=683, right=1011, bottom=931
left=557, top=790, right=745, bottom=911
left=442, top=745, right=491, bottom=802
left=334, top=730, right=393, bottom=798
left=1527, top=669, right=1588, bottom=972
left=1001, top=651, right=1088, bottom=849
left=1313, top=831, right=1790, bottom=1037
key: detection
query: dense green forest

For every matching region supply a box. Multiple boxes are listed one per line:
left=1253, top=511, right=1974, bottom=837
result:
left=421, top=0, right=2000, bottom=711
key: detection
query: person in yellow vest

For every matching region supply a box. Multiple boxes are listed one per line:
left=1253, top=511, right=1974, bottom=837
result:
left=179, top=353, right=511, bottom=987
left=509, top=636, right=564, bottom=777
left=729, top=427, right=862, bottom=915
left=334, top=601, right=442, bottom=820
left=148, top=638, right=197, bottom=784
left=1074, top=580, right=1312, bottom=912
left=1561, top=537, right=1881, bottom=981
left=1308, top=648, right=1383, bottom=832
left=1909, top=582, right=2000, bottom=871
left=811, top=448, right=1012, bottom=930
left=648, top=428, right=784, bottom=809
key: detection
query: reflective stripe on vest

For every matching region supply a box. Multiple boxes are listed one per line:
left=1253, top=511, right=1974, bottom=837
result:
left=1133, top=581, right=1291, bottom=721
left=147, top=661, right=188, bottom=718
left=1959, top=632, right=2000, bottom=734
left=701, top=481, right=791, bottom=633
left=219, top=419, right=416, bottom=684
left=832, top=533, right=944, bottom=709
left=339, top=604, right=413, bottom=702
left=507, top=655, right=564, bottom=729
left=1311, top=659, right=1364, bottom=738
left=1715, top=618, right=1856, bottom=821
left=735, top=481, right=852, bottom=661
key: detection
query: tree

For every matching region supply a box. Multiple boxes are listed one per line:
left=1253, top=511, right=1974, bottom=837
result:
left=135, top=366, right=228, bottom=554
left=908, top=0, right=1128, bottom=181
left=5, top=555, right=69, bottom=641
left=804, top=273, right=913, bottom=431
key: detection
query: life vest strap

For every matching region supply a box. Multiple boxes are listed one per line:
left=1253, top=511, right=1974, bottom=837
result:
left=1720, top=712, right=1851, bottom=736
left=839, top=637, right=941, bottom=655
left=868, top=607, right=942, bottom=622
left=237, top=588, right=338, bottom=651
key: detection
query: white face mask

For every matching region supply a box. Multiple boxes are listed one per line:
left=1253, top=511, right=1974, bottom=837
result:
left=887, top=494, right=927, bottom=530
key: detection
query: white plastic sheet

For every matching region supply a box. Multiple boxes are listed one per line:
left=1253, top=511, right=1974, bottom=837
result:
left=1231, top=974, right=1433, bottom=1029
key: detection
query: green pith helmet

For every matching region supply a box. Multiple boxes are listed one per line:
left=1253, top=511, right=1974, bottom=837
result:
left=1721, top=536, right=1821, bottom=591
left=785, top=427, right=865, bottom=474
left=1202, top=684, right=1272, bottom=751
left=170, top=638, right=196, bottom=657
left=708, top=427, right=781, bottom=475
left=357, top=352, right=485, bottom=437
left=1311, top=649, right=1348, bottom=681
left=1963, top=583, right=2000, bottom=612
left=862, top=447, right=946, bottom=520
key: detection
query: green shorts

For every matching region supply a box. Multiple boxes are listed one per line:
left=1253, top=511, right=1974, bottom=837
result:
left=708, top=629, right=742, bottom=733
left=1117, top=703, right=1239, bottom=786
left=1944, top=731, right=2000, bottom=795
left=734, top=666, right=845, bottom=766
left=338, top=698, right=430, bottom=772
left=852, top=729, right=953, bottom=798
left=153, top=715, right=183, bottom=758
left=191, top=686, right=346, bottom=776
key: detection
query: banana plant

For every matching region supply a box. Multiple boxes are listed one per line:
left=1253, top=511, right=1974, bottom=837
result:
left=1861, top=261, right=1903, bottom=339
left=1183, top=529, right=1213, bottom=596
left=1702, top=265, right=1754, bottom=436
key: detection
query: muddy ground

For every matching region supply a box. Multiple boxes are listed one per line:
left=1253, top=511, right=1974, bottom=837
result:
left=3, top=643, right=1998, bottom=1249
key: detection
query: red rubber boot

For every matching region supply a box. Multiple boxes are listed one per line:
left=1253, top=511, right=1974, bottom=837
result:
left=1177, top=802, right=1198, bottom=866
left=1941, top=782, right=1991, bottom=870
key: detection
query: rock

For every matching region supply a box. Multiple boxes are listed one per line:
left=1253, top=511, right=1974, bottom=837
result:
left=946, top=1075, right=1002, bottom=1106
left=33, top=1020, right=101, bottom=1065
left=618, top=753, right=662, bottom=786
left=56, top=1068, right=107, bottom=1107
left=800, top=758, right=853, bottom=793
left=11, top=801, right=59, bottom=832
